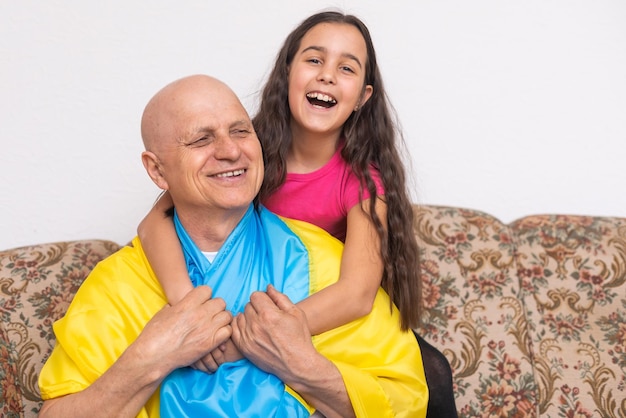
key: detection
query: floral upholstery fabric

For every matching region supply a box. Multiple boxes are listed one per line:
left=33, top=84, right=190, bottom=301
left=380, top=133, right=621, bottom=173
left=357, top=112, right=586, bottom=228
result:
left=414, top=205, right=538, bottom=417
left=512, top=215, right=626, bottom=418
left=414, top=206, right=626, bottom=417
left=1, top=206, right=625, bottom=418
left=0, top=240, right=120, bottom=418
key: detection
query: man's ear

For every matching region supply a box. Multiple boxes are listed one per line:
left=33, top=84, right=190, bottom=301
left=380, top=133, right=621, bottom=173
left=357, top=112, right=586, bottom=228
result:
left=141, top=151, right=169, bottom=190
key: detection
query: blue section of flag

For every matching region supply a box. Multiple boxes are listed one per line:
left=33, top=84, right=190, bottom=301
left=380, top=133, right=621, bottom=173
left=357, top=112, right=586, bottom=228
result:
left=160, top=204, right=310, bottom=417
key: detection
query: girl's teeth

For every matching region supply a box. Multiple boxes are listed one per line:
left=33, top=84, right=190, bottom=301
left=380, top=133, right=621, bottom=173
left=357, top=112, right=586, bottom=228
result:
left=307, top=92, right=336, bottom=104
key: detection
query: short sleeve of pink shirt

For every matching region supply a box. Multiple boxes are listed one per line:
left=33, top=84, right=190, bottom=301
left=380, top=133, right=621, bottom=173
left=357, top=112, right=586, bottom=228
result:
left=262, top=147, right=384, bottom=242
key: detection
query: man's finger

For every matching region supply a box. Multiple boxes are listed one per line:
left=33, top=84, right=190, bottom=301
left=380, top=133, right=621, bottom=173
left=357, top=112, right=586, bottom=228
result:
left=266, top=284, right=295, bottom=311
left=177, top=285, right=214, bottom=308
left=207, top=307, right=233, bottom=326
left=231, top=313, right=244, bottom=346
left=247, top=290, right=275, bottom=312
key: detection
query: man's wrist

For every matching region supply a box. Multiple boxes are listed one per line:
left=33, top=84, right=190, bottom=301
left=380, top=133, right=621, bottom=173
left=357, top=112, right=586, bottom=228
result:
left=285, top=352, right=339, bottom=395
left=285, top=353, right=354, bottom=418
left=120, top=340, right=171, bottom=387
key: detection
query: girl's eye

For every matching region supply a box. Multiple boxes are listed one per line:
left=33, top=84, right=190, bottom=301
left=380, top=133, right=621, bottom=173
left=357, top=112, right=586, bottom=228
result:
left=307, top=58, right=321, bottom=65
left=340, top=66, right=355, bottom=73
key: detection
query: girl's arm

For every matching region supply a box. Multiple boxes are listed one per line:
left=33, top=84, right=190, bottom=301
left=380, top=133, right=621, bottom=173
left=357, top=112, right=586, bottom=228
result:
left=138, top=192, right=193, bottom=305
left=296, top=198, right=387, bottom=335
left=139, top=193, right=244, bottom=369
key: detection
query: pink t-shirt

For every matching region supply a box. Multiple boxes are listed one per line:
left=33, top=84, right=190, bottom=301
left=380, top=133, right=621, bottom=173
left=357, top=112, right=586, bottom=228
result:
left=262, top=147, right=384, bottom=242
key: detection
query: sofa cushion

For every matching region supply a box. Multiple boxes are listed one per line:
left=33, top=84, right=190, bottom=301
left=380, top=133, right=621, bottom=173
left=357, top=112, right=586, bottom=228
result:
left=0, top=240, right=120, bottom=417
left=512, top=215, right=626, bottom=417
left=413, top=205, right=538, bottom=417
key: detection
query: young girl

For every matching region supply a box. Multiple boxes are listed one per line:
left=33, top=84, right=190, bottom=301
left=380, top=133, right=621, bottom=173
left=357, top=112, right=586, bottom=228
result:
left=140, top=11, right=456, bottom=416
left=140, top=11, right=420, bottom=333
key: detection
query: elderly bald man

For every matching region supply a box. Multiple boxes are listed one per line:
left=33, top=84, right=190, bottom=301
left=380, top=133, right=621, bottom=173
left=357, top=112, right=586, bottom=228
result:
left=38, top=75, right=427, bottom=418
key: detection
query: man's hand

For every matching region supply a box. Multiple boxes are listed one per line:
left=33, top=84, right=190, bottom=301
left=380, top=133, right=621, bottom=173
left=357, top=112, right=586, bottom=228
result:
left=231, top=285, right=315, bottom=381
left=39, top=285, right=233, bottom=418
left=136, top=285, right=233, bottom=373
left=231, top=285, right=354, bottom=418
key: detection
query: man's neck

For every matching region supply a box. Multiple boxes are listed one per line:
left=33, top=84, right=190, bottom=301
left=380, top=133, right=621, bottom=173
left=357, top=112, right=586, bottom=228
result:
left=175, top=206, right=248, bottom=252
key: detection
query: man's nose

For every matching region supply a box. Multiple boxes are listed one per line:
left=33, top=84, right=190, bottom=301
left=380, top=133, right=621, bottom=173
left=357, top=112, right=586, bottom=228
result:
left=213, top=135, right=241, bottom=160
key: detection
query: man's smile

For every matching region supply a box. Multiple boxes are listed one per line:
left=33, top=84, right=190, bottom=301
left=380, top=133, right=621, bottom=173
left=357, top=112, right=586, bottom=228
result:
left=214, top=169, right=246, bottom=178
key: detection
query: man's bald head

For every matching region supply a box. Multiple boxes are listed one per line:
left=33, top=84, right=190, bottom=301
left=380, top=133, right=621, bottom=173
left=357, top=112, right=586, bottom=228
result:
left=139, top=74, right=264, bottom=239
left=140, top=75, right=238, bottom=153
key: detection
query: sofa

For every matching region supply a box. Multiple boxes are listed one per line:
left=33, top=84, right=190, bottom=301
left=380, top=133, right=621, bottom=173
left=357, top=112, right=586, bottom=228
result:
left=1, top=205, right=625, bottom=417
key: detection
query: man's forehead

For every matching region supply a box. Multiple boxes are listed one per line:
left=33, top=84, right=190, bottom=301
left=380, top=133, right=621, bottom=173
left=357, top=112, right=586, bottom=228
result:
left=194, top=117, right=250, bottom=129
left=178, top=117, right=252, bottom=138
left=141, top=75, right=248, bottom=150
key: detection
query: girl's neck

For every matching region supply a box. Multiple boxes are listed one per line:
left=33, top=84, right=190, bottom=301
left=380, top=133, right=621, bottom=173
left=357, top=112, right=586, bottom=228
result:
left=288, top=126, right=342, bottom=174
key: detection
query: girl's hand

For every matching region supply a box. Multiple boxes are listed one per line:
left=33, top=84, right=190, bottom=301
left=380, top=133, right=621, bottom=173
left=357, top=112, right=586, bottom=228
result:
left=215, top=338, right=244, bottom=364
left=190, top=338, right=243, bottom=373
left=191, top=352, right=220, bottom=373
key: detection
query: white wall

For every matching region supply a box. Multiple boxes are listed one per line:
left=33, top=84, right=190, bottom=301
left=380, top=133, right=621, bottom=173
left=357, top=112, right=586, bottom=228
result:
left=2, top=0, right=625, bottom=251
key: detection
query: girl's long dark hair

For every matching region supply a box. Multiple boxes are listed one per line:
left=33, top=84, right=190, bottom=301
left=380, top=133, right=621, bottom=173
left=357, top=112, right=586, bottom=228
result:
left=253, top=11, right=422, bottom=330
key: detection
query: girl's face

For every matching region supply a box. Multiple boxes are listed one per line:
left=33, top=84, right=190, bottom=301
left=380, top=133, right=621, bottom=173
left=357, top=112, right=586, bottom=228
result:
left=288, top=22, right=373, bottom=141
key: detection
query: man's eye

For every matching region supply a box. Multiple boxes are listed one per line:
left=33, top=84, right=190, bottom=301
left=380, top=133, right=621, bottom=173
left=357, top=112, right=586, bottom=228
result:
left=189, top=136, right=210, bottom=147
left=232, top=129, right=250, bottom=138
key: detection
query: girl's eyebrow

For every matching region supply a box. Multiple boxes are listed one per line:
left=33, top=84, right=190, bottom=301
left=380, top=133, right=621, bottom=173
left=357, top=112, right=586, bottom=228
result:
left=301, top=45, right=363, bottom=69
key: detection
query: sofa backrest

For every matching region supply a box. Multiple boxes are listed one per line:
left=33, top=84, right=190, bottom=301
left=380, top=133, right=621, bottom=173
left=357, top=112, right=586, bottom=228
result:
left=0, top=240, right=121, bottom=417
left=413, top=205, right=539, bottom=416
left=414, top=205, right=626, bottom=417
left=2, top=205, right=625, bottom=417
left=511, top=214, right=626, bottom=417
